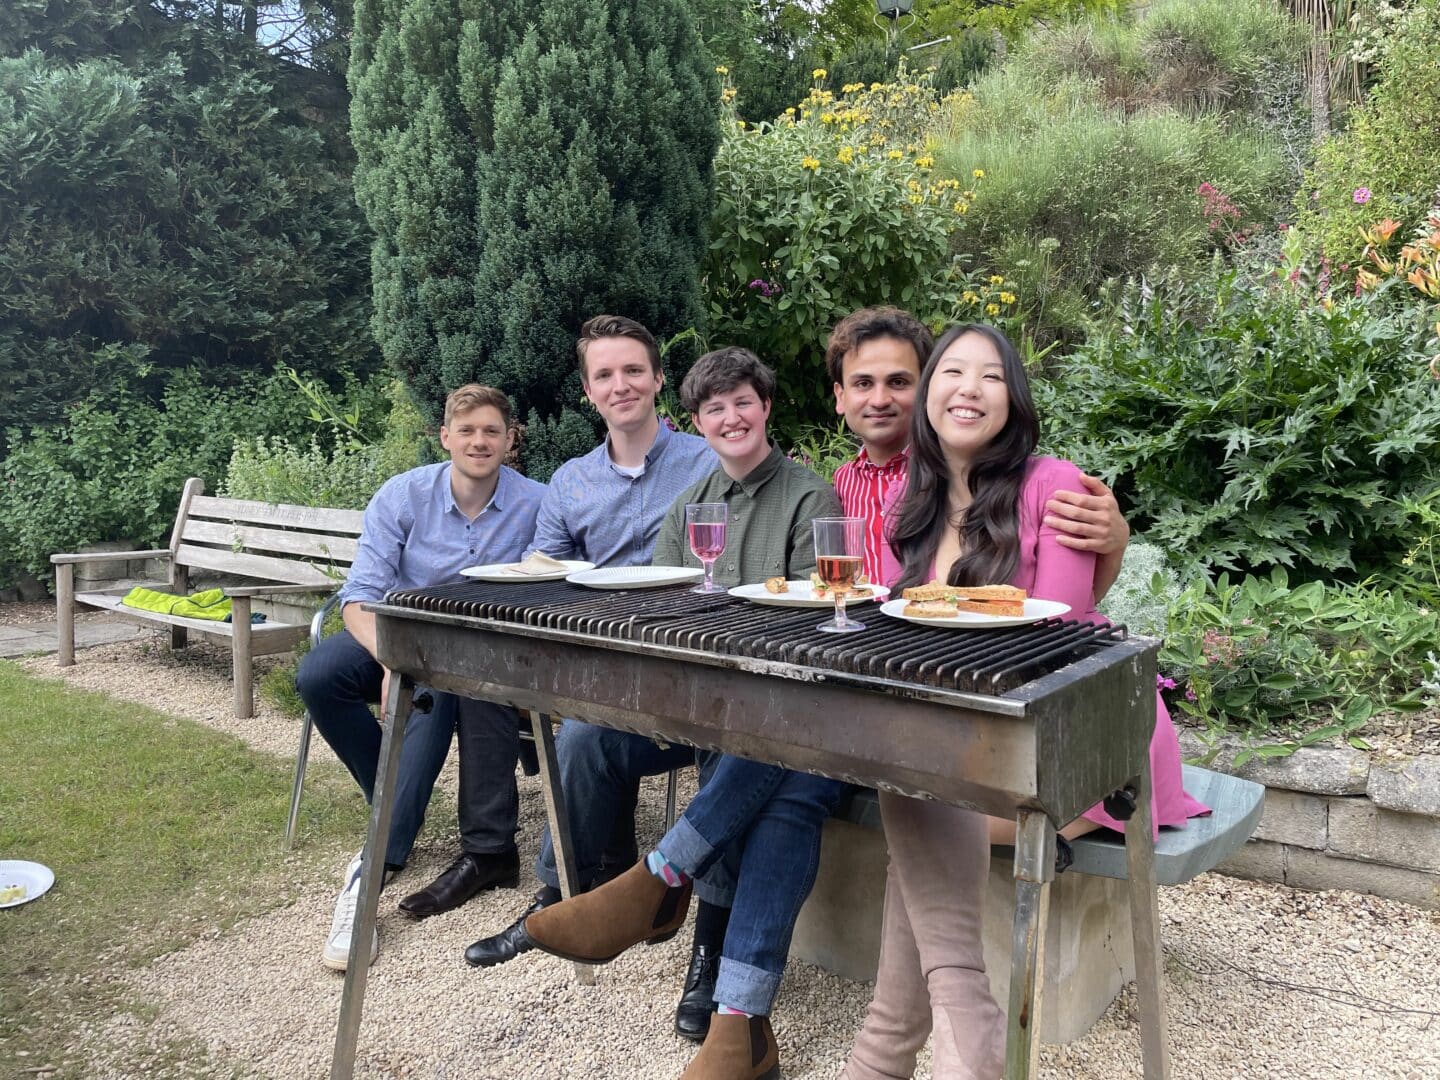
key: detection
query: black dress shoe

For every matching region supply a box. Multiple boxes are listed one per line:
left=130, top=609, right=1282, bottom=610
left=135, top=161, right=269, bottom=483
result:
left=674, top=942, right=719, bottom=1042
left=398, top=849, right=519, bottom=918
left=464, top=893, right=550, bottom=967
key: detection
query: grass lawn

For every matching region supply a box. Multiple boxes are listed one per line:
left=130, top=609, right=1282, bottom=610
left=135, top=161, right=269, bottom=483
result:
left=0, top=661, right=361, bottom=1079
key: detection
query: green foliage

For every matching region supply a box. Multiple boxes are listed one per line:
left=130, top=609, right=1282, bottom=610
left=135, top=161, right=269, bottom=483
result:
left=521, top=408, right=605, bottom=485
left=1039, top=265, right=1440, bottom=580
left=1160, top=569, right=1440, bottom=750
left=350, top=0, right=719, bottom=477
left=786, top=420, right=858, bottom=484
left=1097, top=539, right=1183, bottom=636
left=705, top=72, right=1020, bottom=442
left=222, top=381, right=435, bottom=509
left=0, top=368, right=378, bottom=585
left=1296, top=0, right=1440, bottom=269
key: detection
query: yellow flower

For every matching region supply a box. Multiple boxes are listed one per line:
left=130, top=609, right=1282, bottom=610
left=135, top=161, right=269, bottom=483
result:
left=812, top=68, right=827, bottom=79
left=714, top=65, right=729, bottom=76
left=1000, top=292, right=1016, bottom=304
left=962, top=290, right=979, bottom=304
left=908, top=194, right=924, bottom=206
left=721, top=87, right=737, bottom=102
left=986, top=303, right=1000, bottom=316
left=915, top=156, right=934, bottom=169
left=988, top=275, right=1005, bottom=285
left=887, top=149, right=904, bottom=161
left=837, top=146, right=855, bottom=164
left=736, top=119, right=746, bottom=130
left=907, top=179, right=922, bottom=193
left=870, top=82, right=883, bottom=91
left=785, top=107, right=795, bottom=115
left=820, top=112, right=835, bottom=124
left=953, top=201, right=969, bottom=215
left=973, top=169, right=985, bottom=179
left=801, top=156, right=820, bottom=172
left=800, top=109, right=812, bottom=119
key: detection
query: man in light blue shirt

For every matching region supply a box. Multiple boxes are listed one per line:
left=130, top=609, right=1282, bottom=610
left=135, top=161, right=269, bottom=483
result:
left=464, top=315, right=729, bottom=1042
left=296, top=385, right=546, bottom=971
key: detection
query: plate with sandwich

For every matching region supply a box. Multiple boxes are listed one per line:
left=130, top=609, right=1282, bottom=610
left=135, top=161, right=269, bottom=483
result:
left=461, top=552, right=594, bottom=582
left=729, top=575, right=891, bottom=609
left=880, top=581, right=1069, bottom=628
left=0, top=860, right=55, bottom=908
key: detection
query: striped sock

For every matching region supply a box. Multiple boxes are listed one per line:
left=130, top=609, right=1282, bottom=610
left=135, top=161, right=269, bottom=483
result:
left=644, top=849, right=690, bottom=887
left=717, top=1004, right=753, bottom=1018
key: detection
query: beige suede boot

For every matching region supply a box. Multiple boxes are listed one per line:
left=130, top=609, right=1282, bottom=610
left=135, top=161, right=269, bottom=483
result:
left=679, top=1012, right=780, bottom=1080
left=523, top=861, right=691, bottom=964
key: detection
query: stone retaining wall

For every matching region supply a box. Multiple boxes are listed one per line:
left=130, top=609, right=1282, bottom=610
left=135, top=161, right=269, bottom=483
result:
left=1179, top=730, right=1440, bottom=910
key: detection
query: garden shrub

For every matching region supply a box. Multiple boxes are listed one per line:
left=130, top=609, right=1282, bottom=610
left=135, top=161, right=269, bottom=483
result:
left=1296, top=0, right=1440, bottom=270
left=1097, top=540, right=1182, bottom=637
left=350, top=0, right=718, bottom=480
left=705, top=71, right=1021, bottom=442
left=1039, top=263, right=1440, bottom=581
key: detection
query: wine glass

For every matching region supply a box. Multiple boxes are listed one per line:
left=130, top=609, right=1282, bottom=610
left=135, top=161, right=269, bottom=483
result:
left=686, top=502, right=729, bottom=594
left=813, top=517, right=867, bottom=633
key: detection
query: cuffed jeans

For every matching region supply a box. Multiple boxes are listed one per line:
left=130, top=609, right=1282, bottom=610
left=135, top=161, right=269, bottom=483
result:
left=657, top=754, right=848, bottom=1016
left=535, top=721, right=737, bottom=905
left=296, top=629, right=521, bottom=866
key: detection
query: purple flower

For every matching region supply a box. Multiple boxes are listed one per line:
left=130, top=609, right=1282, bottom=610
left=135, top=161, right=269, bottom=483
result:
left=747, top=278, right=780, bottom=298
left=748, top=278, right=767, bottom=290
left=1353, top=187, right=1372, bottom=205
left=661, top=415, right=679, bottom=432
left=1185, top=688, right=1198, bottom=702
left=1156, top=675, right=1177, bottom=691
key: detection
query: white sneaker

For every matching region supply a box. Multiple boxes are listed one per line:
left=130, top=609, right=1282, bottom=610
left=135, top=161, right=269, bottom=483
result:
left=322, top=851, right=379, bottom=971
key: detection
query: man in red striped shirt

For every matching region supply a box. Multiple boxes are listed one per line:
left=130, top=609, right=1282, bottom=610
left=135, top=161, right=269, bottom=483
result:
left=827, top=307, right=1131, bottom=595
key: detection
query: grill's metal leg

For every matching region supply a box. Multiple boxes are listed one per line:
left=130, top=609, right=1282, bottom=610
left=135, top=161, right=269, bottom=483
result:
left=329, top=673, right=413, bottom=1080
left=663, top=768, right=679, bottom=833
left=285, top=710, right=314, bottom=847
left=530, top=710, right=595, bottom=986
left=1126, top=764, right=1170, bottom=1080
left=1005, top=809, right=1055, bottom=1080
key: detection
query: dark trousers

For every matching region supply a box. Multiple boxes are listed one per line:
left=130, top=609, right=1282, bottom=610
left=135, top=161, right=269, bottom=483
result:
left=296, top=629, right=520, bottom=866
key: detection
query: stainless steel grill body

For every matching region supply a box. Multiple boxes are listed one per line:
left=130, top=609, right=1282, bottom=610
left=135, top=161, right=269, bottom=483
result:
left=372, top=580, right=1159, bottom=825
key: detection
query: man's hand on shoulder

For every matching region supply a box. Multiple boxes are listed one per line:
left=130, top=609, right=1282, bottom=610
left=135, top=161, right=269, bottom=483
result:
left=1045, top=473, right=1129, bottom=555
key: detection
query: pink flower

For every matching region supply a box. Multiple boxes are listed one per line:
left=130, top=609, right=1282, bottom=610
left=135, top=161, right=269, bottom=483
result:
left=1156, top=675, right=1177, bottom=691
left=1185, top=688, right=1198, bottom=702
left=1353, top=187, right=1372, bottom=205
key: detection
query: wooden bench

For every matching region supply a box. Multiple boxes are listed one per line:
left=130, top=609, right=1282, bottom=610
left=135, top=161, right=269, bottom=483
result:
left=793, top=764, right=1265, bottom=1043
left=51, top=478, right=364, bottom=718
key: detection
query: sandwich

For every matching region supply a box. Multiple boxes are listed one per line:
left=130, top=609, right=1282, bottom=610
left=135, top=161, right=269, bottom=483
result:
left=901, top=581, right=1026, bottom=618
left=810, top=572, right=873, bottom=599
left=506, top=551, right=569, bottom=576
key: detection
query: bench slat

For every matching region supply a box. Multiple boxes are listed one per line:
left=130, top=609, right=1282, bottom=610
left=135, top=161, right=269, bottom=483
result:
left=188, top=495, right=365, bottom=535
left=174, top=543, right=344, bottom=589
left=181, top=519, right=360, bottom=563
left=76, top=591, right=306, bottom=639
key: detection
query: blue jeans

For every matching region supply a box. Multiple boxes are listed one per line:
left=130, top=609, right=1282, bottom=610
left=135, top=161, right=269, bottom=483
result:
left=536, top=721, right=737, bottom=905
left=658, top=755, right=849, bottom=1015
left=296, top=629, right=521, bottom=866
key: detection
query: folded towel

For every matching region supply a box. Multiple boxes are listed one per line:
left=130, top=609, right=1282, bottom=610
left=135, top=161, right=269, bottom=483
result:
left=121, top=586, right=234, bottom=622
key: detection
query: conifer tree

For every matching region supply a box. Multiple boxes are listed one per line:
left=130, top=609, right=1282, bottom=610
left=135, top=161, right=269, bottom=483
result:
left=350, top=0, right=718, bottom=477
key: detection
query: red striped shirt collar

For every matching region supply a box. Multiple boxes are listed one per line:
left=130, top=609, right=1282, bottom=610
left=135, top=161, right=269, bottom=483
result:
left=851, top=444, right=910, bottom=473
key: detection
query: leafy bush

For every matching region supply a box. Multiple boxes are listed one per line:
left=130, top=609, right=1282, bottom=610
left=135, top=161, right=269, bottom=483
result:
left=1039, top=264, right=1440, bottom=580
left=1295, top=0, right=1440, bottom=269
left=0, top=32, right=376, bottom=449
left=1160, top=569, right=1440, bottom=755
left=1097, top=540, right=1183, bottom=636
left=705, top=71, right=1021, bottom=442
left=0, top=369, right=379, bottom=586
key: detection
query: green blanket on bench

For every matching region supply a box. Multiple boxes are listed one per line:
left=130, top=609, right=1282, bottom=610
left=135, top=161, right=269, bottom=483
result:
left=120, top=586, right=233, bottom=622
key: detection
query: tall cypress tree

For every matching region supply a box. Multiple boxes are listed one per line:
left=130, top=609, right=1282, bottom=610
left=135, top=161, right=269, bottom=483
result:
left=350, top=0, right=718, bottom=477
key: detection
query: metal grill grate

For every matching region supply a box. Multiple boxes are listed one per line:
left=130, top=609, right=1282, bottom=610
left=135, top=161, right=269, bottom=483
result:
left=385, top=580, right=1128, bottom=695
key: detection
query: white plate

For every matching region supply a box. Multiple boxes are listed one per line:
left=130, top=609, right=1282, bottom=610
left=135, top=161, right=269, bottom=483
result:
left=728, top=581, right=892, bottom=609
left=880, top=597, right=1071, bottom=628
left=0, top=860, right=55, bottom=908
left=567, top=565, right=706, bottom=590
left=460, top=559, right=594, bottom=583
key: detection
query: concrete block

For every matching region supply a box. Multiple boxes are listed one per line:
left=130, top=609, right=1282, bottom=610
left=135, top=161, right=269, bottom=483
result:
left=791, top=818, right=1136, bottom=1045
left=254, top=592, right=329, bottom=629
left=1326, top=797, right=1440, bottom=873
left=1214, top=837, right=1287, bottom=884
left=1367, top=756, right=1440, bottom=818
left=1283, top=846, right=1440, bottom=910
left=1251, top=788, right=1329, bottom=850
left=1180, top=731, right=1369, bottom=795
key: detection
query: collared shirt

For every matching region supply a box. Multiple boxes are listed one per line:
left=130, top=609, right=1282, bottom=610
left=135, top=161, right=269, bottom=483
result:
left=338, top=462, right=546, bottom=605
left=652, top=445, right=843, bottom=586
left=833, top=445, right=911, bottom=582
left=527, top=419, right=718, bottom=566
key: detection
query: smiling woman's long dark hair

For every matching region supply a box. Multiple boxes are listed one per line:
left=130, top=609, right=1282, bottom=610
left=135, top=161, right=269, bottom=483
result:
left=888, top=324, right=1040, bottom=592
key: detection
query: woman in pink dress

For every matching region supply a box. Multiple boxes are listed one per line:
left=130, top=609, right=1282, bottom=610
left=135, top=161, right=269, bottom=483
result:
left=841, top=324, right=1208, bottom=1080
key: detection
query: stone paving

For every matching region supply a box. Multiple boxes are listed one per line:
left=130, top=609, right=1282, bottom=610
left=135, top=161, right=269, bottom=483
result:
left=0, top=618, right=147, bottom=658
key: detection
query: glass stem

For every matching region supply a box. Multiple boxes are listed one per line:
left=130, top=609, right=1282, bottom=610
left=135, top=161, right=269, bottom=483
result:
left=704, top=559, right=715, bottom=591
left=835, top=593, right=847, bottom=627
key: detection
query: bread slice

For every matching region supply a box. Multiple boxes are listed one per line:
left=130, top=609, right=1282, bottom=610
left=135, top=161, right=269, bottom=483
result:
left=901, top=580, right=1026, bottom=617
left=952, top=596, right=1025, bottom=617
left=507, top=551, right=569, bottom=576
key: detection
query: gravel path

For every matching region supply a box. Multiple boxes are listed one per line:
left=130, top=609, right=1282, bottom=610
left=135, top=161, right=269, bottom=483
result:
left=14, top=634, right=1440, bottom=1079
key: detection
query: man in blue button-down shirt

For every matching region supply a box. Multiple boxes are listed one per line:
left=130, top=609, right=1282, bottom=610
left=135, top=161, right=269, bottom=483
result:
left=296, top=385, right=546, bottom=972
left=464, top=316, right=730, bottom=1040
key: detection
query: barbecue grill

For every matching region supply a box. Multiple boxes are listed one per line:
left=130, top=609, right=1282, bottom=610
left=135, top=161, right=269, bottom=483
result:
left=329, top=580, right=1170, bottom=1080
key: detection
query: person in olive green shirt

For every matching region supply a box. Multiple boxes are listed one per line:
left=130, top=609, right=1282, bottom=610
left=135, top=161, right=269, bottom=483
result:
left=651, top=349, right=841, bottom=585
left=523, top=347, right=850, bottom=1080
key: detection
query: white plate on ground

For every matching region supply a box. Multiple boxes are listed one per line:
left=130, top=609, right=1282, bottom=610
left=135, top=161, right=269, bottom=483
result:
left=461, top=559, right=594, bottom=583
left=880, top=597, right=1071, bottom=628
left=0, top=860, right=55, bottom=908
left=567, top=565, right=706, bottom=590
left=729, top=581, right=892, bottom=609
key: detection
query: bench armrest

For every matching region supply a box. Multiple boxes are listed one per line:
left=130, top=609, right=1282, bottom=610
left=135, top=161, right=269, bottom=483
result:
left=222, top=583, right=341, bottom=598
left=51, top=549, right=171, bottom=565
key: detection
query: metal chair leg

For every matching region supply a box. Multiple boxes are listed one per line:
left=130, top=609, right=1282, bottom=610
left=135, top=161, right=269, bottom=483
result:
left=285, top=711, right=313, bottom=847
left=663, top=768, right=679, bottom=833
left=1126, top=764, right=1171, bottom=1080
left=530, top=710, right=594, bottom=986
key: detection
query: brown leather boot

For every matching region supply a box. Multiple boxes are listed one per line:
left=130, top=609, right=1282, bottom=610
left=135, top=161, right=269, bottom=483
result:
left=679, top=1013, right=780, bottom=1080
left=522, top=861, right=691, bottom=964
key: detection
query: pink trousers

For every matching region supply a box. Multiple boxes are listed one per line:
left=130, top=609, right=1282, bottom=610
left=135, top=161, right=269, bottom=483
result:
left=841, top=792, right=1006, bottom=1080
